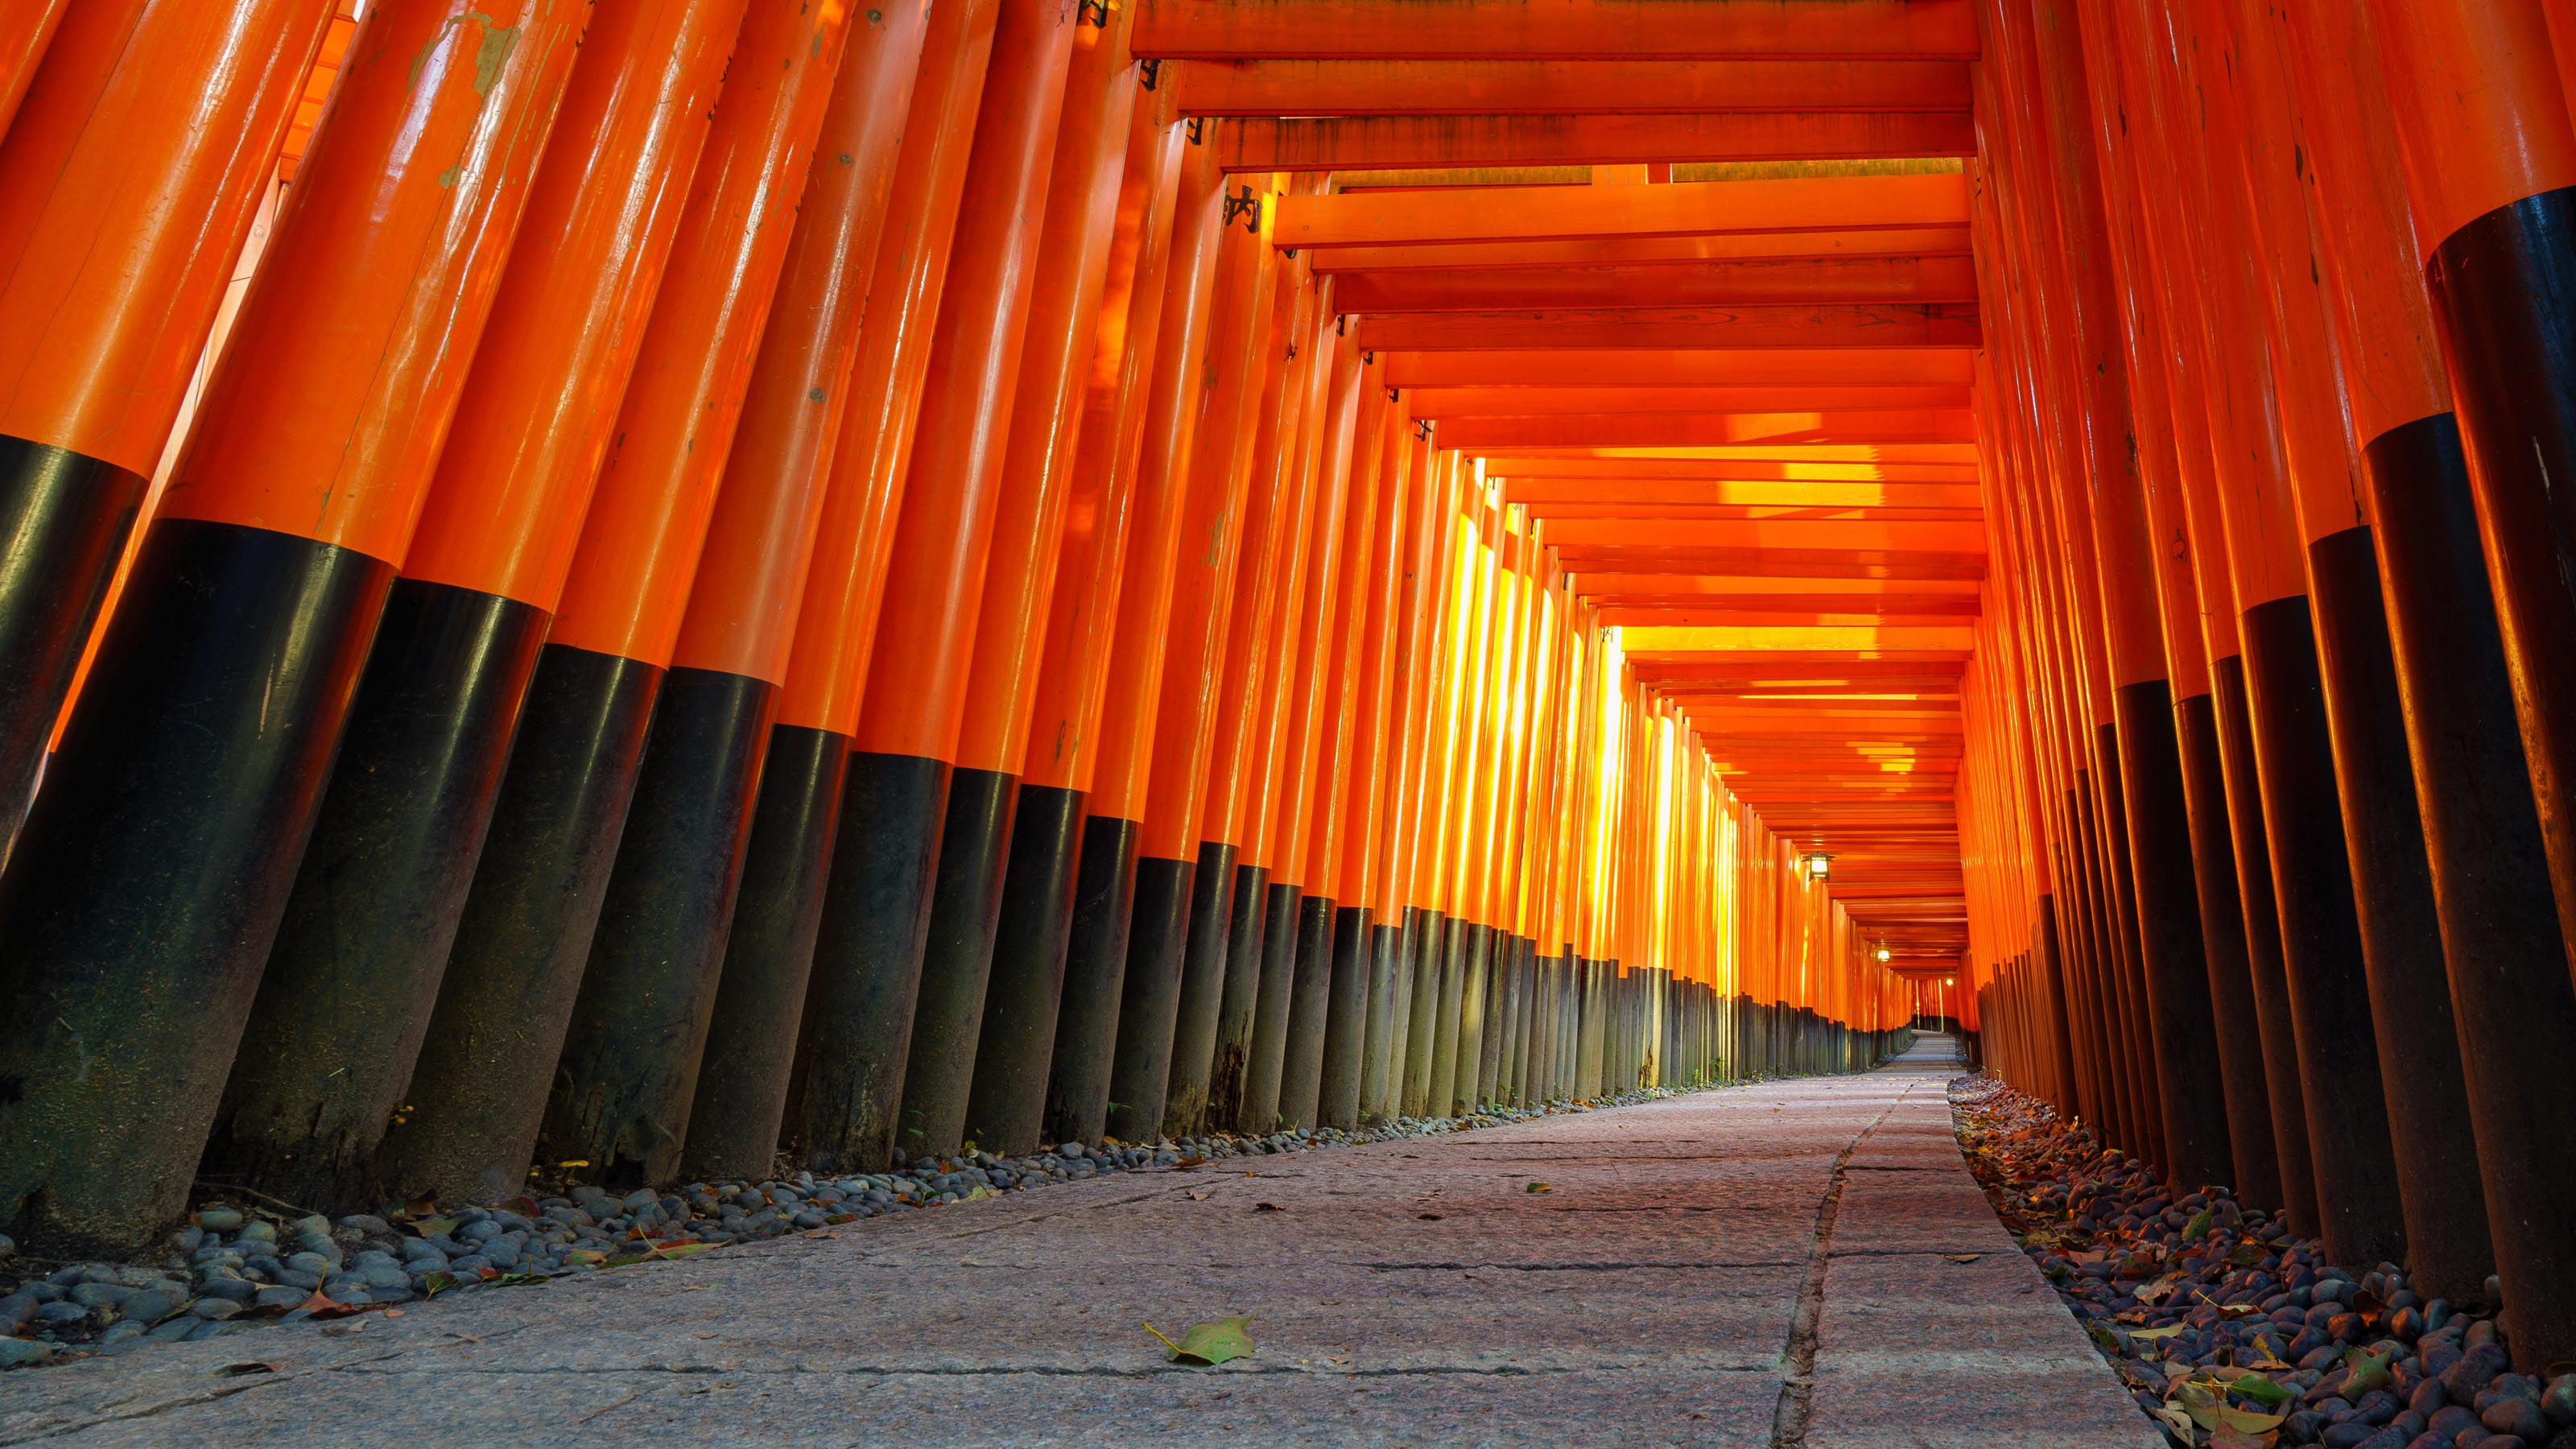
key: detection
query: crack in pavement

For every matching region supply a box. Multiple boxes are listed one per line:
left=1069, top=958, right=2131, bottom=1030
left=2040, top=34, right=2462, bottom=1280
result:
left=1768, top=1080, right=1916, bottom=1449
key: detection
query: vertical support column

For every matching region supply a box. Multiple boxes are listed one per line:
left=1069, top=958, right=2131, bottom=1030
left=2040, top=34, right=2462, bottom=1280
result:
left=2300, top=0, right=2576, bottom=1370
left=384, top=0, right=848, bottom=1204
left=208, top=0, right=746, bottom=1210
left=678, top=0, right=939, bottom=1184
left=0, top=0, right=338, bottom=848
left=958, top=6, right=1147, bottom=1158
left=1042, top=126, right=1224, bottom=1149
left=0, top=0, right=588, bottom=1249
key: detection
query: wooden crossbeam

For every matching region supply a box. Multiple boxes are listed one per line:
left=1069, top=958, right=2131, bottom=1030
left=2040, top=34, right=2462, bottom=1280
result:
left=1360, top=303, right=1981, bottom=349
left=1135, top=0, right=1978, bottom=60
left=1217, top=113, right=1975, bottom=171
left=1334, top=255, right=1979, bottom=312
left=1278, top=174, right=1969, bottom=247
left=1173, top=59, right=1971, bottom=116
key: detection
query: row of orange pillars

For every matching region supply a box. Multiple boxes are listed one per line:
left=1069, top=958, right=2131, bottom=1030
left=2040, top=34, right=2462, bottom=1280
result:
left=1948, top=0, right=2576, bottom=1381
left=0, top=0, right=1917, bottom=1269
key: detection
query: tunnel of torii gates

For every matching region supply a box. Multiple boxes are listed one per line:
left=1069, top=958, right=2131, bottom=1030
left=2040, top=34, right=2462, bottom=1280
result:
left=6, top=0, right=2576, bottom=1377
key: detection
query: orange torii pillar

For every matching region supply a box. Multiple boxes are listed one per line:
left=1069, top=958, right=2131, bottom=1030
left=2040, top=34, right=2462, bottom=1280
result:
left=796, top=0, right=1075, bottom=1174
left=954, top=7, right=1152, bottom=1158
left=0, top=0, right=586, bottom=1250
left=1320, top=357, right=1408, bottom=1129
left=382, top=0, right=851, bottom=1206
left=670, top=0, right=939, bottom=1184
left=2202, top=0, right=2495, bottom=1303
left=1174, top=233, right=1318, bottom=1141
left=1277, top=330, right=1372, bottom=1130
left=202, top=0, right=747, bottom=1212
left=1107, top=175, right=1277, bottom=1146
left=971, top=96, right=1190, bottom=1157
left=2074, top=0, right=2281, bottom=1204
left=1360, top=415, right=1437, bottom=1121
left=1996, top=0, right=2236, bottom=1192
left=2116, top=0, right=2408, bottom=1268
left=2306, top=0, right=2576, bottom=1374
left=2083, top=0, right=2305, bottom=1216
left=0, top=0, right=336, bottom=853
left=1041, top=125, right=1226, bottom=1149
left=898, top=0, right=1128, bottom=1163
left=1393, top=443, right=1466, bottom=1119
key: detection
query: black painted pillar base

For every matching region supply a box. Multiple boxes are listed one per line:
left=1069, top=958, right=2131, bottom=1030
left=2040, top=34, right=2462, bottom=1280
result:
left=1319, top=903, right=1371, bottom=1129
left=1278, top=891, right=1336, bottom=1129
left=1042, top=814, right=1138, bottom=1149
left=1162, top=840, right=1238, bottom=1141
left=1207, top=861, right=1269, bottom=1134
left=1104, top=853, right=1193, bottom=1144
left=683, top=724, right=849, bottom=1182
left=897, top=766, right=1020, bottom=1161
left=543, top=667, right=776, bottom=1188
left=2112, top=678, right=2235, bottom=1194
left=1240, top=881, right=1302, bottom=1133
left=1357, top=910, right=1403, bottom=1121
left=789, top=749, right=952, bottom=1174
left=208, top=576, right=548, bottom=1212
left=1429, top=919, right=1469, bottom=1115
left=1400, top=910, right=1443, bottom=1117
left=2239, top=596, right=2409, bottom=1268
left=1455, top=923, right=1492, bottom=1113
left=961, top=782, right=1086, bottom=1158
left=2170, top=694, right=2284, bottom=1211
left=0, top=435, right=148, bottom=854
left=0, top=518, right=390, bottom=1251
left=382, top=641, right=662, bottom=1206
left=2209, top=661, right=2318, bottom=1234
left=2309, top=524, right=2496, bottom=1300
left=2365, top=410, right=2576, bottom=1370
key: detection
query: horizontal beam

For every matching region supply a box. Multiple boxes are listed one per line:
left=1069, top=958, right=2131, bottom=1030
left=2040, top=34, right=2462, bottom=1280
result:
left=1556, top=547, right=1987, bottom=579
left=1278, top=174, right=1968, bottom=248
left=1389, top=348, right=1975, bottom=386
left=1136, top=0, right=1977, bottom=60
left=1572, top=570, right=1982, bottom=595
left=1218, top=112, right=1975, bottom=171
left=1360, top=303, right=1982, bottom=349
left=1313, top=227, right=1972, bottom=273
left=1174, top=59, right=1971, bottom=116
left=1416, top=384, right=1971, bottom=415
left=1599, top=605, right=1979, bottom=626
left=1335, top=255, right=1979, bottom=312
left=1544, top=518, right=1986, bottom=551
left=1442, top=409, right=1976, bottom=448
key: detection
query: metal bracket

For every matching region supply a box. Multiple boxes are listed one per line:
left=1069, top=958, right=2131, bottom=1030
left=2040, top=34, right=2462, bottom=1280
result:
left=1415, top=418, right=1434, bottom=440
left=1078, top=0, right=1109, bottom=27
left=1282, top=247, right=1297, bottom=258
left=1223, top=184, right=1260, bottom=232
left=1186, top=114, right=1203, bottom=145
left=1386, top=385, right=1399, bottom=402
left=1139, top=58, right=1161, bottom=90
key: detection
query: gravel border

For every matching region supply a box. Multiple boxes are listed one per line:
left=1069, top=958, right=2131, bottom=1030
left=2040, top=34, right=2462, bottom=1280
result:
left=0, top=1079, right=1744, bottom=1372
left=1951, top=1075, right=2575, bottom=1449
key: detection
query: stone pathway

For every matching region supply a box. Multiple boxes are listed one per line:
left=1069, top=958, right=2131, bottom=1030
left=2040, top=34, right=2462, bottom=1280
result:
left=0, top=1039, right=2160, bottom=1447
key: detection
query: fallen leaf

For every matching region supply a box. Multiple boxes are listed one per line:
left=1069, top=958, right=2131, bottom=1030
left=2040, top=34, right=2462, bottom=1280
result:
left=803, top=1228, right=843, bottom=1240
left=2340, top=1345, right=2393, bottom=1398
left=1417, top=1212, right=1444, bottom=1220
left=411, top=1215, right=462, bottom=1240
left=213, top=1362, right=277, bottom=1377
left=2130, top=1325, right=2185, bottom=1341
left=1253, top=1203, right=1282, bottom=1212
left=1943, top=1253, right=1981, bottom=1265
left=562, top=1249, right=607, bottom=1267
left=1525, top=1183, right=1552, bottom=1194
left=320, top=1318, right=366, bottom=1335
left=1145, top=1315, right=1256, bottom=1367
left=964, top=1186, right=998, bottom=1201
left=299, top=1291, right=361, bottom=1320
left=1187, top=1190, right=1212, bottom=1201
left=2182, top=1209, right=2211, bottom=1241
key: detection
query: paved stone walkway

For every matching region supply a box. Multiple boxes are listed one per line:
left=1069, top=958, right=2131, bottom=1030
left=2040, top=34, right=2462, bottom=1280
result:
left=0, top=1038, right=2158, bottom=1447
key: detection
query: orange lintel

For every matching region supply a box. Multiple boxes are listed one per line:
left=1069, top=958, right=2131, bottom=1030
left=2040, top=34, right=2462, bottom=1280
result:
left=1170, top=59, right=1972, bottom=118
left=1413, top=384, right=1971, bottom=415
left=1500, top=480, right=1984, bottom=507
left=1387, top=347, right=1974, bottom=386
left=1135, top=0, right=1975, bottom=61
left=1309, top=228, right=1971, bottom=273
left=1569, top=572, right=1983, bottom=597
left=1332, top=255, right=1979, bottom=312
left=1356, top=303, right=1980, bottom=350
left=1542, top=517, right=1985, bottom=551
left=1437, top=409, right=1976, bottom=448
left=1278, top=172, right=1968, bottom=248
left=1217, top=113, right=1975, bottom=172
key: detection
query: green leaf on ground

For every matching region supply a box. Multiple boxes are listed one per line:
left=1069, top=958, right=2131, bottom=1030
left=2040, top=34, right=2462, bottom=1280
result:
left=1525, top=1182, right=1551, bottom=1193
left=1145, top=1315, right=1255, bottom=1366
left=2183, top=1209, right=2211, bottom=1241
left=2341, top=1345, right=2394, bottom=1397
left=422, top=1272, right=459, bottom=1298
left=410, top=1215, right=462, bottom=1240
